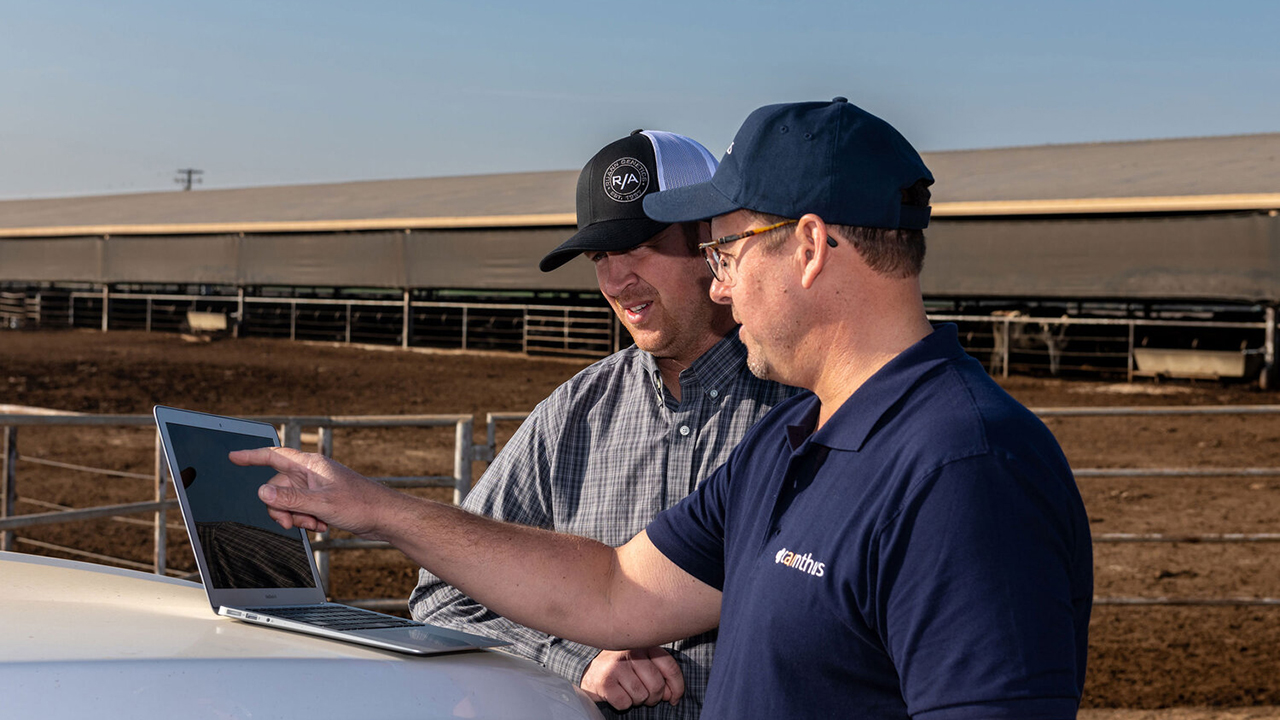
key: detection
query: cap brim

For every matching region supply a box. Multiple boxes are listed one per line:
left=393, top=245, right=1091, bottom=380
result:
left=539, top=216, right=670, bottom=272
left=642, top=180, right=742, bottom=223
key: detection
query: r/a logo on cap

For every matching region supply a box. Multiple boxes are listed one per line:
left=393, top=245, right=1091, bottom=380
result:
left=602, top=157, right=649, bottom=203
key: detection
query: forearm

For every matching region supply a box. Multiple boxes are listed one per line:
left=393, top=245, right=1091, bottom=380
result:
left=411, top=572, right=601, bottom=683
left=241, top=447, right=720, bottom=649
left=374, top=488, right=637, bottom=648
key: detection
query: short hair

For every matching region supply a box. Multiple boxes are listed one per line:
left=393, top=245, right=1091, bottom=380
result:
left=674, top=221, right=703, bottom=256
left=749, top=179, right=932, bottom=279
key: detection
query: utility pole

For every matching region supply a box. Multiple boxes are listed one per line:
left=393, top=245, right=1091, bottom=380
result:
left=175, top=168, right=204, bottom=191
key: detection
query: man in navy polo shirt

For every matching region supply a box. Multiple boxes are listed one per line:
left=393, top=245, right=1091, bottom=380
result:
left=638, top=99, right=1093, bottom=718
left=238, top=99, right=1093, bottom=720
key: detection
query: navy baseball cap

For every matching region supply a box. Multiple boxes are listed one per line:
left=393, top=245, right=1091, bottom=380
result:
left=643, top=98, right=933, bottom=229
left=539, top=130, right=719, bottom=272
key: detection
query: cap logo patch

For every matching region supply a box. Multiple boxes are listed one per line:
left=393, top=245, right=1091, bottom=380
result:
left=602, top=157, right=649, bottom=203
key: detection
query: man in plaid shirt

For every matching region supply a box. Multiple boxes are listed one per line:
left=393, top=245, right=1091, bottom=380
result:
left=409, top=130, right=796, bottom=718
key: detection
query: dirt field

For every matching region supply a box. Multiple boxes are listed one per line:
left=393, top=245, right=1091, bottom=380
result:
left=3, top=328, right=1279, bottom=711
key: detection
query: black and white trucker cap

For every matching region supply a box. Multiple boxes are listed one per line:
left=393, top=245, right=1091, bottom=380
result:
left=538, top=130, right=719, bottom=272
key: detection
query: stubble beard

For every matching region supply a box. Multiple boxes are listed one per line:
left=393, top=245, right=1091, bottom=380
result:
left=741, top=330, right=775, bottom=381
left=746, top=354, right=773, bottom=381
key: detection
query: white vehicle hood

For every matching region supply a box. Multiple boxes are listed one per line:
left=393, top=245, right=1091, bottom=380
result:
left=0, top=551, right=601, bottom=719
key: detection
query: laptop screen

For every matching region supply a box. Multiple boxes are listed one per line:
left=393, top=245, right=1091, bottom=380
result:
left=167, top=422, right=316, bottom=590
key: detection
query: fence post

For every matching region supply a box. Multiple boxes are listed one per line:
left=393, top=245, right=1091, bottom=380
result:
left=453, top=418, right=474, bottom=505
left=282, top=420, right=302, bottom=450
left=2, top=427, right=16, bottom=551
left=101, top=285, right=110, bottom=332
left=402, top=289, right=412, bottom=349
left=1001, top=318, right=1011, bottom=379
left=345, top=302, right=352, bottom=345
left=153, top=431, right=168, bottom=575
left=461, top=305, right=468, bottom=351
left=1127, top=321, right=1136, bottom=383
left=235, top=286, right=245, bottom=338
left=1263, top=305, right=1276, bottom=391
left=522, top=307, right=529, bottom=355
left=290, top=301, right=297, bottom=341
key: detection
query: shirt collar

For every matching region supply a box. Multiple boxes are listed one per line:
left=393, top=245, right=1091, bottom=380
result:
left=684, top=326, right=747, bottom=394
left=638, top=327, right=746, bottom=408
left=808, top=323, right=968, bottom=452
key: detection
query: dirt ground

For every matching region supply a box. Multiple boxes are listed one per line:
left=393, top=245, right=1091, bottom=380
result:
left=3, top=328, right=1280, bottom=711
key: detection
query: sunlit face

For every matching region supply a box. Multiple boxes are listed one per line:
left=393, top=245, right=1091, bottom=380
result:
left=707, top=210, right=797, bottom=382
left=590, top=223, right=733, bottom=366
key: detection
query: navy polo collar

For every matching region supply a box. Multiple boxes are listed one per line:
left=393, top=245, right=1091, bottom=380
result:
left=806, top=323, right=968, bottom=452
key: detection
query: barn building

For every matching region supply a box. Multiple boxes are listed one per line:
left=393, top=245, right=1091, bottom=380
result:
left=2, top=133, right=1277, bottom=386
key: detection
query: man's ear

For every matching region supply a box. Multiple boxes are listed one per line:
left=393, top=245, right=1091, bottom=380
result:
left=796, top=214, right=831, bottom=289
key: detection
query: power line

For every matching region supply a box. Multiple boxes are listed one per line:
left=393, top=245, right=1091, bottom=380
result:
left=174, top=168, right=204, bottom=191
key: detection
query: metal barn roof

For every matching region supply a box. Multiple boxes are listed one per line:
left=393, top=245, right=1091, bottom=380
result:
left=3, top=133, right=1278, bottom=302
left=927, top=132, right=1280, bottom=202
left=0, top=133, right=1277, bottom=237
left=0, top=171, right=580, bottom=237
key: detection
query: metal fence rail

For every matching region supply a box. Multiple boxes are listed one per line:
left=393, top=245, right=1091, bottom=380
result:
left=48, top=290, right=624, bottom=358
left=6, top=286, right=1277, bottom=378
left=0, top=412, right=475, bottom=588
left=931, top=311, right=1276, bottom=385
left=4, top=404, right=1280, bottom=608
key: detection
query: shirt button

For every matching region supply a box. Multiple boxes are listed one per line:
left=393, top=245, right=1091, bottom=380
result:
left=708, top=389, right=719, bottom=398
left=679, top=425, right=691, bottom=437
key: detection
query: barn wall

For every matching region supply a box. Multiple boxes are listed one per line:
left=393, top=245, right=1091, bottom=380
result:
left=923, top=211, right=1280, bottom=302
left=4, top=212, right=1279, bottom=302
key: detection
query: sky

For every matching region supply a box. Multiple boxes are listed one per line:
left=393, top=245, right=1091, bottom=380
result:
left=2, top=0, right=1276, bottom=200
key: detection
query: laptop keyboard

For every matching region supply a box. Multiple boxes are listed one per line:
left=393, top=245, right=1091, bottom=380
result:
left=249, top=604, right=421, bottom=631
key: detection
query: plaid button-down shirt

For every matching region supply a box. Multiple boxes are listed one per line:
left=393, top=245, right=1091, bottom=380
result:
left=410, top=329, right=798, bottom=719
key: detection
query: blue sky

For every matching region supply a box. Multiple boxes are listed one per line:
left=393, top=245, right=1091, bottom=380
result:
left=2, top=0, right=1276, bottom=199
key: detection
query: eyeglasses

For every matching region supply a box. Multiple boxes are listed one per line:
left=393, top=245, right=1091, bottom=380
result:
left=697, top=220, right=797, bottom=284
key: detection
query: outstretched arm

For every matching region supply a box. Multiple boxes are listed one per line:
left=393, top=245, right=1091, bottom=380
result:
left=230, top=447, right=721, bottom=650
left=414, top=568, right=687, bottom=709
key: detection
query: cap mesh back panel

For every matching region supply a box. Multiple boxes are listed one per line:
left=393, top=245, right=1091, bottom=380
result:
left=643, top=131, right=718, bottom=192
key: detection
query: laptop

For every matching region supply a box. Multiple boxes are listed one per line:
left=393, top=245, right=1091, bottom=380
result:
left=153, top=405, right=506, bottom=656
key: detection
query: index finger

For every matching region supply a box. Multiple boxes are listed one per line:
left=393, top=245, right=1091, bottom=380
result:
left=229, top=447, right=297, bottom=472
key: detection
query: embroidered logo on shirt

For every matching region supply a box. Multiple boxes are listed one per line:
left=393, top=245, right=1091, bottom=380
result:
left=774, top=547, right=826, bottom=578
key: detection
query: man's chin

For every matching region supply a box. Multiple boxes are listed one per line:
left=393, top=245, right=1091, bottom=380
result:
left=629, top=329, right=665, bottom=353
left=746, top=355, right=773, bottom=381
left=741, top=333, right=774, bottom=380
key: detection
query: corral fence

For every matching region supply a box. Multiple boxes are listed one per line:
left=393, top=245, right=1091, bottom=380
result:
left=1, top=287, right=625, bottom=358
left=0, top=411, right=477, bottom=598
left=4, top=286, right=1277, bottom=386
left=931, top=309, right=1277, bottom=389
left=3, top=406, right=1280, bottom=609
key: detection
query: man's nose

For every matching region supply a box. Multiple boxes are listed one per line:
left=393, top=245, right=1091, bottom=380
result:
left=708, top=274, right=733, bottom=305
left=597, top=255, right=638, bottom=296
